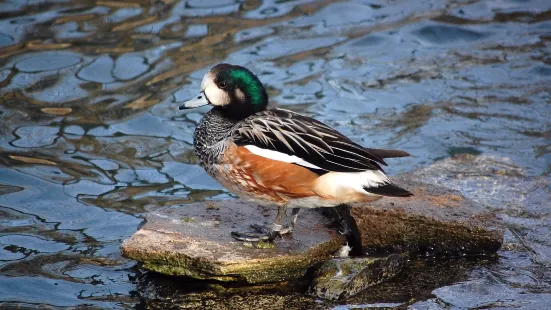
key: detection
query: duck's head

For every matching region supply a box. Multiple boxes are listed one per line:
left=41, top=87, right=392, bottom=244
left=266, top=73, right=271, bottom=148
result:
left=179, top=63, right=268, bottom=119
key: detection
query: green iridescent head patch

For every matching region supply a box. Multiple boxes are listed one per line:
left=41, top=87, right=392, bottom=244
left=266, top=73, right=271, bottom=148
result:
left=221, top=66, right=267, bottom=112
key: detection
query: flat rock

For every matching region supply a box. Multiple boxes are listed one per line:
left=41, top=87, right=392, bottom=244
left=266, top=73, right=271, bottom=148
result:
left=410, top=154, right=551, bottom=266
left=309, top=254, right=406, bottom=300
left=346, top=157, right=505, bottom=257
left=121, top=201, right=345, bottom=284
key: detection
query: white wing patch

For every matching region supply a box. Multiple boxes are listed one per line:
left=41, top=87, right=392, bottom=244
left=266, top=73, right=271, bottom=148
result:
left=244, top=145, right=324, bottom=170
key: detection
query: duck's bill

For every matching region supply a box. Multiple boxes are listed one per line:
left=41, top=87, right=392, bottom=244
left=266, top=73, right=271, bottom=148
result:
left=179, top=92, right=210, bottom=110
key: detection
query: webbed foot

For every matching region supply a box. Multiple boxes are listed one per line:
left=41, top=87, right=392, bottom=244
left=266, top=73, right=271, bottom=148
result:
left=231, top=230, right=270, bottom=242
left=231, top=223, right=294, bottom=242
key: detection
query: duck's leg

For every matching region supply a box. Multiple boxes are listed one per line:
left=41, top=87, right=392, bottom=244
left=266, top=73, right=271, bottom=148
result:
left=267, top=204, right=288, bottom=241
left=290, top=208, right=300, bottom=230
left=278, top=208, right=300, bottom=235
left=231, top=205, right=289, bottom=242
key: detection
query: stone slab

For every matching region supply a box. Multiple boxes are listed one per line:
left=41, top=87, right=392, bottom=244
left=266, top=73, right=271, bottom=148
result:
left=121, top=200, right=345, bottom=284
left=345, top=158, right=504, bottom=257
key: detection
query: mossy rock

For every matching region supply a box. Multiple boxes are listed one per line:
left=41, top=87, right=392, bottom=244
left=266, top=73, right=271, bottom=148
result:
left=121, top=201, right=345, bottom=284
left=309, top=254, right=406, bottom=300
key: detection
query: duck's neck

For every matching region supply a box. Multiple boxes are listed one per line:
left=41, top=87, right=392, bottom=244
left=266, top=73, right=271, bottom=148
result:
left=193, top=107, right=239, bottom=165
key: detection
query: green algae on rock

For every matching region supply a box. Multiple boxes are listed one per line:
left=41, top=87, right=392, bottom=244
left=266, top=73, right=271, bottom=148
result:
left=120, top=201, right=345, bottom=284
left=309, top=254, right=407, bottom=300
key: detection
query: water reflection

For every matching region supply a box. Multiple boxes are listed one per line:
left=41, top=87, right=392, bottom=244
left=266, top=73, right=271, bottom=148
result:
left=0, top=0, right=550, bottom=308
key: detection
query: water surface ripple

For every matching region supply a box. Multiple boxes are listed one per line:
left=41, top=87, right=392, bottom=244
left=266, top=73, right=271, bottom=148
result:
left=0, top=0, right=550, bottom=308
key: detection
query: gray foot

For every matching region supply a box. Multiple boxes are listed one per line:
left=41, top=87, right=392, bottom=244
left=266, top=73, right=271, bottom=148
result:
left=231, top=230, right=269, bottom=242
left=231, top=223, right=294, bottom=242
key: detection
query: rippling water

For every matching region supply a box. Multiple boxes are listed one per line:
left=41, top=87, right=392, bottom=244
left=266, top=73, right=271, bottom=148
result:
left=0, top=0, right=550, bottom=308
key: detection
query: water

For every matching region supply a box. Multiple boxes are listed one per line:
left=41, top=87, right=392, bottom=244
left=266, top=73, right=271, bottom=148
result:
left=0, top=0, right=550, bottom=308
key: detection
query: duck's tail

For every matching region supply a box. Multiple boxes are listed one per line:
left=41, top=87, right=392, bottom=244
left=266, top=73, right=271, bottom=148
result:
left=365, top=148, right=410, bottom=159
left=364, top=182, right=413, bottom=197
left=360, top=148, right=413, bottom=197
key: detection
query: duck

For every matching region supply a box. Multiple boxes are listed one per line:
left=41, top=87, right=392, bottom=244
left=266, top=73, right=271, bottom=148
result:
left=179, top=63, right=413, bottom=242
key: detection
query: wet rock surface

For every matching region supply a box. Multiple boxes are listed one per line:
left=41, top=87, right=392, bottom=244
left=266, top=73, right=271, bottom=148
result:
left=309, top=254, right=406, bottom=300
left=411, top=155, right=551, bottom=268
left=121, top=201, right=345, bottom=284
left=347, top=174, right=504, bottom=257
left=136, top=272, right=333, bottom=310
left=405, top=155, right=551, bottom=309
left=134, top=256, right=495, bottom=309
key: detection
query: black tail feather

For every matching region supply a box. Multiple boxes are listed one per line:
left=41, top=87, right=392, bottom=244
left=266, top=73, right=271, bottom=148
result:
left=365, top=148, right=410, bottom=159
left=364, top=183, right=413, bottom=197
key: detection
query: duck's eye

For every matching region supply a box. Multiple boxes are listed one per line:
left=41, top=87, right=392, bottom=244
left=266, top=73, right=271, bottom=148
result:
left=219, top=81, right=227, bottom=89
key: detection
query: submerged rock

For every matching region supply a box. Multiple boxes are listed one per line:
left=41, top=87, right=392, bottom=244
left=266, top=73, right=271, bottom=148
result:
left=120, top=201, right=345, bottom=284
left=346, top=155, right=505, bottom=257
left=137, top=271, right=335, bottom=310
left=411, top=154, right=551, bottom=267
left=309, top=254, right=406, bottom=300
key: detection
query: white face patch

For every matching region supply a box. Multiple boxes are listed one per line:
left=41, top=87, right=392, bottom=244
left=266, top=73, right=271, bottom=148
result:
left=201, top=71, right=231, bottom=106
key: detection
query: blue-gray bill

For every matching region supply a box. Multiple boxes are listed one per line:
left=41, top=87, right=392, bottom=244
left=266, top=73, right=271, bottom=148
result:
left=179, top=91, right=209, bottom=110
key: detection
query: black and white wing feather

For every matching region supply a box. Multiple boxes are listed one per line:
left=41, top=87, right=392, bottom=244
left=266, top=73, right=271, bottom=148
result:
left=232, top=109, right=400, bottom=173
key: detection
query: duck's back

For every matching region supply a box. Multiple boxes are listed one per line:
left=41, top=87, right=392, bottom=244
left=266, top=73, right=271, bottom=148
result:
left=192, top=107, right=411, bottom=206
